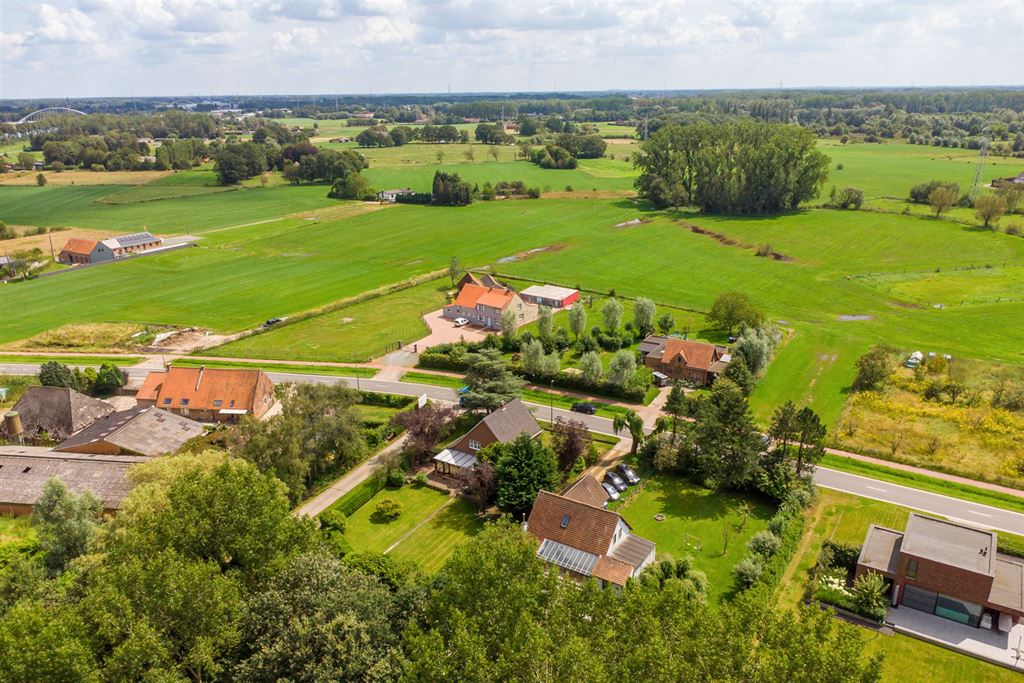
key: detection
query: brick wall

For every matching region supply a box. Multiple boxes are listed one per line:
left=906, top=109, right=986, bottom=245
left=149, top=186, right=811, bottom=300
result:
left=897, top=553, right=994, bottom=606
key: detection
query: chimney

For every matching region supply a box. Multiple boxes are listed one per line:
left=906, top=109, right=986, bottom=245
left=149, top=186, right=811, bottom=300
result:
left=196, top=366, right=205, bottom=391
left=4, top=411, right=23, bottom=440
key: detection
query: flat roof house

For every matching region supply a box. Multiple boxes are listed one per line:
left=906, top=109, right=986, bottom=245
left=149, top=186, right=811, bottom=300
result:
left=519, top=284, right=580, bottom=309
left=136, top=366, right=275, bottom=423
left=7, top=386, right=115, bottom=441
left=857, top=514, right=1024, bottom=632
left=641, top=336, right=729, bottom=387
left=442, top=282, right=536, bottom=331
left=432, top=398, right=541, bottom=476
left=58, top=238, right=114, bottom=265
left=55, top=406, right=204, bottom=457
left=526, top=490, right=656, bottom=587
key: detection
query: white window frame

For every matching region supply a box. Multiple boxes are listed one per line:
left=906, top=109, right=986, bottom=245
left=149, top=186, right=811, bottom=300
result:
left=469, top=439, right=482, bottom=451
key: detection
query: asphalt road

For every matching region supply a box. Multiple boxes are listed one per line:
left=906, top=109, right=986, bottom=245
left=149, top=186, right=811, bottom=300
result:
left=4, top=362, right=1022, bottom=533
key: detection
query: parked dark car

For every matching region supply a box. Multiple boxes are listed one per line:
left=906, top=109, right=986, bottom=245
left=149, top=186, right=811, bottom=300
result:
left=616, top=463, right=640, bottom=485
left=263, top=317, right=285, bottom=328
left=603, top=471, right=627, bottom=492
left=571, top=401, right=597, bottom=415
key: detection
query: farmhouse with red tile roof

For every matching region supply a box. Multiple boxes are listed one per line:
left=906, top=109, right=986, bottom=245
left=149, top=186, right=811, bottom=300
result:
left=136, top=366, right=275, bottom=423
left=641, top=335, right=729, bottom=386
left=443, top=281, right=536, bottom=331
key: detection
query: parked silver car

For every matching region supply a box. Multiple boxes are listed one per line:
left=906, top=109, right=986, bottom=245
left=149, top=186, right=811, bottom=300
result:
left=601, top=482, right=621, bottom=502
left=603, top=471, right=627, bottom=492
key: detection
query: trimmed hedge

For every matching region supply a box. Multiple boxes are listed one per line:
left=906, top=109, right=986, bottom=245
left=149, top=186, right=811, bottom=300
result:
left=331, top=475, right=386, bottom=517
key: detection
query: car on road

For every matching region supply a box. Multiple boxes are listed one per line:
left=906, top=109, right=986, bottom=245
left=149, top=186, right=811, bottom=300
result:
left=601, top=482, right=620, bottom=501
left=263, top=317, right=286, bottom=328
left=603, top=471, right=628, bottom=492
left=571, top=401, right=597, bottom=415
left=616, top=463, right=640, bottom=485
left=453, top=317, right=470, bottom=327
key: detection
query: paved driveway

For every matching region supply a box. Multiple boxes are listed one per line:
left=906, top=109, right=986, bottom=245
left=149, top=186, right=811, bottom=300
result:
left=411, top=309, right=488, bottom=350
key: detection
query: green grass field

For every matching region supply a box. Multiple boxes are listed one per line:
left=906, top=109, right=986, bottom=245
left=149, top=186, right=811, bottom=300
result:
left=171, top=358, right=375, bottom=378
left=341, top=483, right=480, bottom=572
left=819, top=140, right=1021, bottom=201
left=3, top=141, right=1022, bottom=433
left=362, top=159, right=636, bottom=193
left=611, top=475, right=775, bottom=603
left=208, top=278, right=449, bottom=362
left=777, top=488, right=1022, bottom=683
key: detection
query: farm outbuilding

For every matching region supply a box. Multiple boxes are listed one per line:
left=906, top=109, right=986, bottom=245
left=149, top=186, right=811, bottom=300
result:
left=55, top=406, right=204, bottom=457
left=58, top=238, right=114, bottom=265
left=0, top=450, right=139, bottom=516
left=519, top=284, right=580, bottom=309
left=8, top=386, right=115, bottom=441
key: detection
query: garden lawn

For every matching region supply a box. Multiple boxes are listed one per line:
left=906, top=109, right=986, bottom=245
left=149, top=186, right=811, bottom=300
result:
left=777, top=488, right=1024, bottom=683
left=611, top=474, right=775, bottom=603
left=387, top=498, right=482, bottom=573
left=342, top=484, right=480, bottom=571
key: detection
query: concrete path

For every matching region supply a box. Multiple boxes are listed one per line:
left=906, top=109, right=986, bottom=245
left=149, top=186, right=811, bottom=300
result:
left=293, top=435, right=407, bottom=518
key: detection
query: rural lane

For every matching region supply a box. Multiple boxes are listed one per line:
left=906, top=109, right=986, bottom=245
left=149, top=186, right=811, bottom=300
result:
left=3, top=363, right=1022, bottom=533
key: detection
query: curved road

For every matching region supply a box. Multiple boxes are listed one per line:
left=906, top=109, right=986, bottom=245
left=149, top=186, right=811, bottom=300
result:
left=2, top=363, right=1021, bottom=534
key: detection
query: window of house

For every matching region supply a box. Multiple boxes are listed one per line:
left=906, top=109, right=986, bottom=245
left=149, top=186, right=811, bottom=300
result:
left=163, top=398, right=172, bottom=405
left=469, top=439, right=482, bottom=451
left=230, top=400, right=235, bottom=407
left=560, top=514, right=570, bottom=529
left=213, top=400, right=223, bottom=407
left=906, top=559, right=918, bottom=579
left=180, top=399, right=189, bottom=406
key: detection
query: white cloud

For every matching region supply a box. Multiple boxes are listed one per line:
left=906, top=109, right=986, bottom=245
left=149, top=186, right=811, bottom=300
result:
left=0, top=0, right=1019, bottom=97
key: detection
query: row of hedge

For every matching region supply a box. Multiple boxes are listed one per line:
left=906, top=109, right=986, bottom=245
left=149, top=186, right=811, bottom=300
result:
left=733, top=486, right=812, bottom=592
left=418, top=349, right=648, bottom=403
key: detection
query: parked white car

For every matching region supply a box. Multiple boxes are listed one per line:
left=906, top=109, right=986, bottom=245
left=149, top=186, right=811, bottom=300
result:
left=453, top=317, right=470, bottom=327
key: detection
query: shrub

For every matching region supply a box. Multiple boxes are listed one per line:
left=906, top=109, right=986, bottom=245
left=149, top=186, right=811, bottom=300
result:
left=820, top=540, right=861, bottom=570
left=766, top=513, right=788, bottom=536
left=909, top=179, right=959, bottom=204
left=386, top=469, right=406, bottom=488
left=319, top=509, right=347, bottom=534
left=374, top=498, right=402, bottom=521
left=828, top=186, right=864, bottom=210
left=747, top=530, right=781, bottom=559
left=414, top=471, right=428, bottom=486
left=732, top=556, right=763, bottom=589
left=851, top=571, right=888, bottom=622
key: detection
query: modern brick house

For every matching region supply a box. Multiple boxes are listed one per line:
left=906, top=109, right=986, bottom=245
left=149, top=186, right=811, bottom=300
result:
left=432, top=399, right=541, bottom=476
left=136, top=366, right=276, bottom=423
left=442, top=281, right=536, bottom=331
left=526, top=489, right=656, bottom=588
left=640, top=335, right=729, bottom=386
left=519, top=284, right=580, bottom=309
left=857, top=514, right=1024, bottom=632
left=58, top=237, right=114, bottom=265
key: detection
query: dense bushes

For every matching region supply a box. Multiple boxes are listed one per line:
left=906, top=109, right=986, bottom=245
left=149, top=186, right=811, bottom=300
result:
left=531, top=144, right=578, bottom=169
left=810, top=540, right=887, bottom=623
left=909, top=179, right=959, bottom=204
left=432, top=171, right=472, bottom=206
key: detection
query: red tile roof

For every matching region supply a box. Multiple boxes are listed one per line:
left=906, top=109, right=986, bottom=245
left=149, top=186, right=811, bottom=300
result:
left=660, top=339, right=721, bottom=371
left=453, top=283, right=517, bottom=310
left=60, top=238, right=98, bottom=256
left=561, top=475, right=609, bottom=508
left=137, top=367, right=273, bottom=414
left=593, top=556, right=634, bottom=586
left=527, top=490, right=619, bottom=557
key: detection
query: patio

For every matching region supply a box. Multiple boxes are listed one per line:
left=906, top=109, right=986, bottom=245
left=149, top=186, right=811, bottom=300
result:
left=887, top=605, right=1024, bottom=672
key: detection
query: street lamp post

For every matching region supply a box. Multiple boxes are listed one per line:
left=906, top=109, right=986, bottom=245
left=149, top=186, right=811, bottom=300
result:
left=549, top=379, right=555, bottom=422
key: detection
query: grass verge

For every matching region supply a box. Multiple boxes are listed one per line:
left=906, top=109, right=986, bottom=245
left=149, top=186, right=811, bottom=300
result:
left=820, top=453, right=1024, bottom=513
left=172, top=358, right=376, bottom=378
left=0, top=354, right=142, bottom=366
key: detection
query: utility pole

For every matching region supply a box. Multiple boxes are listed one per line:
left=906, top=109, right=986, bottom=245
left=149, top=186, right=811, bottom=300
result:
left=47, top=233, right=55, bottom=262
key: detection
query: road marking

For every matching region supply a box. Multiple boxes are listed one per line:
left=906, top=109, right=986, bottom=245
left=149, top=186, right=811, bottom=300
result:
left=967, top=510, right=993, bottom=518
left=866, top=485, right=887, bottom=493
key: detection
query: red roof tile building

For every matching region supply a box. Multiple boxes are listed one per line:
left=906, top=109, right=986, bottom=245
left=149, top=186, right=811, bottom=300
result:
left=443, top=281, right=536, bottom=331
left=641, top=336, right=729, bottom=386
left=58, top=238, right=114, bottom=265
left=136, top=366, right=275, bottom=423
left=526, top=490, right=655, bottom=587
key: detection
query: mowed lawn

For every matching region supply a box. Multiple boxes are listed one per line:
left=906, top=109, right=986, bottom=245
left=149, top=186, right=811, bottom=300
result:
left=612, top=475, right=775, bottom=603
left=342, top=484, right=480, bottom=572
left=777, top=489, right=1022, bottom=683
left=363, top=159, right=636, bottom=193
left=209, top=278, right=450, bottom=362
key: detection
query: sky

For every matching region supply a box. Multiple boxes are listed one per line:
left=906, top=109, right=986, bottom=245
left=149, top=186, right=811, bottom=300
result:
left=1, top=0, right=1022, bottom=99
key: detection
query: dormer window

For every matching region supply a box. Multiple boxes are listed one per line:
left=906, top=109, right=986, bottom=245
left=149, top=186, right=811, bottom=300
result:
left=163, top=398, right=172, bottom=405
left=560, top=514, right=570, bottom=529
left=469, top=439, right=482, bottom=451
left=180, top=399, right=189, bottom=406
